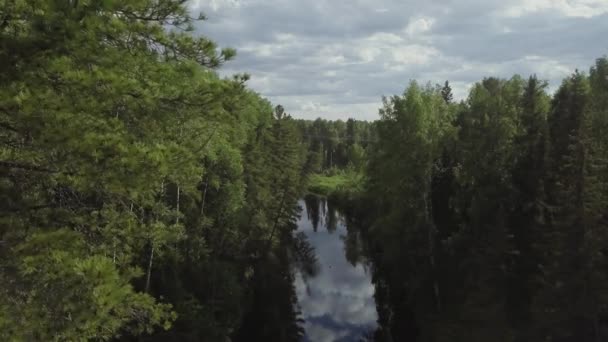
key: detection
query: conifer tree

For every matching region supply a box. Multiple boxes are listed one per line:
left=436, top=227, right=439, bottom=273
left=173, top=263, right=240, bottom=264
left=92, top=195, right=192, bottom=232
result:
left=441, top=80, right=454, bottom=104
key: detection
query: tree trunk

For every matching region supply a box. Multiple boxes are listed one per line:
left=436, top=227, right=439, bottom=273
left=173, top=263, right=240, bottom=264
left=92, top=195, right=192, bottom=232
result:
left=175, top=185, right=180, bottom=224
left=424, top=186, right=441, bottom=313
left=265, top=188, right=287, bottom=254
left=145, top=244, right=154, bottom=293
left=200, top=177, right=208, bottom=217
left=174, top=185, right=180, bottom=254
left=145, top=181, right=163, bottom=293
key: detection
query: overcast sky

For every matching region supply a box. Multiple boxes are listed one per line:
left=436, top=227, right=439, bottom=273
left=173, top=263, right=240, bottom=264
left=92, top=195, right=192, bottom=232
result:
left=189, top=0, right=608, bottom=120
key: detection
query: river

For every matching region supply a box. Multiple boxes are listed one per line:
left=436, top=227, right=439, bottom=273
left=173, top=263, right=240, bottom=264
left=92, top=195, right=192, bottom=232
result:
left=295, top=197, right=378, bottom=342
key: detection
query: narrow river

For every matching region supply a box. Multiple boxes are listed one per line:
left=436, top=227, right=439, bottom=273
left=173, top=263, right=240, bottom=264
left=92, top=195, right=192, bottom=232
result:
left=294, top=197, right=378, bottom=342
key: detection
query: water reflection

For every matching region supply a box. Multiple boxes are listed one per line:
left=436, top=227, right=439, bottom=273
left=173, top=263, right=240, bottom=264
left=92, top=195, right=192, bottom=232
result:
left=297, top=196, right=378, bottom=342
left=304, top=195, right=321, bottom=232
left=233, top=229, right=305, bottom=342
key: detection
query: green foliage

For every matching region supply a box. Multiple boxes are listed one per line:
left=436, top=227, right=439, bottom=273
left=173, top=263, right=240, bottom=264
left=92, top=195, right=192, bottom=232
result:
left=362, top=58, right=608, bottom=342
left=307, top=170, right=363, bottom=198
left=296, top=117, right=375, bottom=172
left=441, top=80, right=454, bottom=104
left=4, top=0, right=607, bottom=340
left=0, top=229, right=175, bottom=341
left=0, top=0, right=307, bottom=340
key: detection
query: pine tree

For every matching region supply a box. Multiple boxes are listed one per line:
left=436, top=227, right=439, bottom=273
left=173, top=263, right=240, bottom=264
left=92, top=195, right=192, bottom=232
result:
left=0, top=1, right=307, bottom=340
left=507, top=75, right=550, bottom=339
left=441, top=80, right=454, bottom=104
left=534, top=71, right=591, bottom=341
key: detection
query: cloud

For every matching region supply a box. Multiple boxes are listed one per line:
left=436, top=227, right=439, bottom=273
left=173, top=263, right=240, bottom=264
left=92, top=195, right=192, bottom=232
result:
left=502, top=0, right=608, bottom=18
left=405, top=16, right=436, bottom=36
left=189, top=0, right=608, bottom=120
left=293, top=200, right=378, bottom=340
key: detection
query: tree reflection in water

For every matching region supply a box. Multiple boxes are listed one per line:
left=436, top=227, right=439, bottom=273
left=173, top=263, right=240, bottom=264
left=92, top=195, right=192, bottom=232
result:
left=297, top=195, right=378, bottom=342
left=235, top=195, right=395, bottom=342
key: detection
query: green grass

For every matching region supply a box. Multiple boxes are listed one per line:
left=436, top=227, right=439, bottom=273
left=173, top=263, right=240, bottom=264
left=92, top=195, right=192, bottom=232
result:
left=308, top=173, right=349, bottom=195
left=307, top=170, right=364, bottom=199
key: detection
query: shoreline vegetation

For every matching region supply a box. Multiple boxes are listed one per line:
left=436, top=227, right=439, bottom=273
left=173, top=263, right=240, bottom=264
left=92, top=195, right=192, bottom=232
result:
left=306, top=170, right=364, bottom=200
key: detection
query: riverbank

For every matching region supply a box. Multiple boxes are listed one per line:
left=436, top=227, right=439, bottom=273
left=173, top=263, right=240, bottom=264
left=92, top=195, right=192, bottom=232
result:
left=306, top=171, right=364, bottom=203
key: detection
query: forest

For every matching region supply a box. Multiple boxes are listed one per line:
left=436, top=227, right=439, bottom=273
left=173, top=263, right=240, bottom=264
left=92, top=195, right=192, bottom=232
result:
left=1, top=0, right=608, bottom=341
left=357, top=62, right=608, bottom=342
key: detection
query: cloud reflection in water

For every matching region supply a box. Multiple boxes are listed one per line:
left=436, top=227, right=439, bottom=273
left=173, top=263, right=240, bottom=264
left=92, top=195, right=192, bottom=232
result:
left=295, top=200, right=377, bottom=342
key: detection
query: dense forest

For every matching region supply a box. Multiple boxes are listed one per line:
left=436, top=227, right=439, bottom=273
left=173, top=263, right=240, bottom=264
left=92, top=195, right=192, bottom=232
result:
left=2, top=0, right=608, bottom=341
left=359, top=60, right=608, bottom=342
left=296, top=118, right=375, bottom=173
left=0, top=1, right=308, bottom=341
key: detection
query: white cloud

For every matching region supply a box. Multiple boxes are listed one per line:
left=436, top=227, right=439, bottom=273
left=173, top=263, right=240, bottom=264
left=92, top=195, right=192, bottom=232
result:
left=390, top=45, right=440, bottom=66
left=367, top=32, right=403, bottom=44
left=405, top=16, right=436, bottom=36
left=358, top=47, right=381, bottom=63
left=293, top=212, right=378, bottom=339
left=241, top=43, right=277, bottom=57
left=304, top=324, right=348, bottom=342
left=503, top=0, right=608, bottom=18
left=189, top=0, right=242, bottom=12
left=520, top=55, right=573, bottom=79
left=304, top=45, right=348, bottom=66
left=275, top=32, right=297, bottom=42
left=356, top=33, right=438, bottom=67
left=194, top=0, right=606, bottom=120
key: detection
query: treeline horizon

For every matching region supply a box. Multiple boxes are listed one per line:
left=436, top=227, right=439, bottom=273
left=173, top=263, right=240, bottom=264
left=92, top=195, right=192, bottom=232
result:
left=297, top=78, right=581, bottom=125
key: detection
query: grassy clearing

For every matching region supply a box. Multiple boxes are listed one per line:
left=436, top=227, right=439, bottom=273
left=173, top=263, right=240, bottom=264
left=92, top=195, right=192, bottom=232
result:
left=307, top=170, right=364, bottom=199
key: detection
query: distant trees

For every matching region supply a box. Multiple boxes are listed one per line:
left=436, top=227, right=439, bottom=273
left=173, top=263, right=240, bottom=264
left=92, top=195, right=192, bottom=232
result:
left=364, top=58, right=608, bottom=342
left=441, top=81, right=454, bottom=104
left=296, top=118, right=375, bottom=172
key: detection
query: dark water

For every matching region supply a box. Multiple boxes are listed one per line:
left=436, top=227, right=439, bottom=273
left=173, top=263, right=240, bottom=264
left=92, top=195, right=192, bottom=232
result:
left=295, top=197, right=378, bottom=342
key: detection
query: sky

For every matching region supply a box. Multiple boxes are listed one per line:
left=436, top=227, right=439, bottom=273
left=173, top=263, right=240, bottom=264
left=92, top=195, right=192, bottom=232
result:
left=189, top=0, right=608, bottom=120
